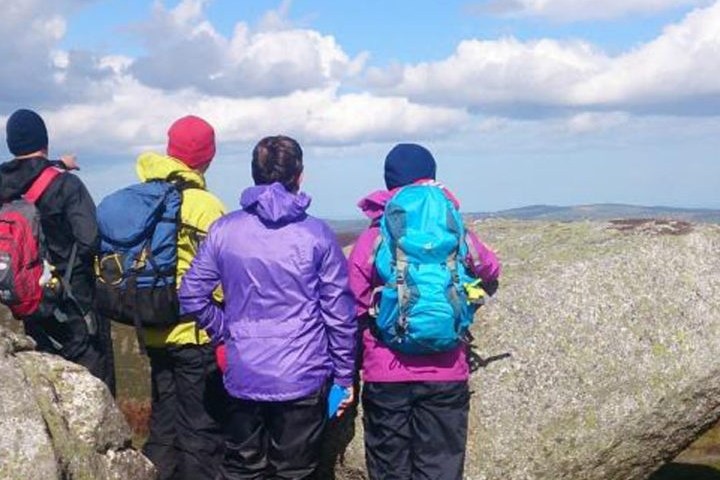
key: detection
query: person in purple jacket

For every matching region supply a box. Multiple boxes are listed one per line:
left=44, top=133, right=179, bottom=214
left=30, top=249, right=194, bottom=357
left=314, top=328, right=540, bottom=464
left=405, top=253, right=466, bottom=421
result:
left=178, top=135, right=357, bottom=480
left=348, top=143, right=501, bottom=480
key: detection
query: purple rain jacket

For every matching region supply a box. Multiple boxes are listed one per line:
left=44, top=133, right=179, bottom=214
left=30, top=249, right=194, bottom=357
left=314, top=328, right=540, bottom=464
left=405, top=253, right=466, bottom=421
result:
left=178, top=183, right=357, bottom=401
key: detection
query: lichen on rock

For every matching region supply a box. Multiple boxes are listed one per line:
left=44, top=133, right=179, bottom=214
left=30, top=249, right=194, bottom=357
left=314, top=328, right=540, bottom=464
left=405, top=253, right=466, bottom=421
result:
left=0, top=317, right=155, bottom=480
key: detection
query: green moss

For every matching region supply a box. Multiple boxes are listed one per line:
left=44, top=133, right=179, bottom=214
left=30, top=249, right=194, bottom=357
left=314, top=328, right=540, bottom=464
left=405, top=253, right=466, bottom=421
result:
left=17, top=357, right=101, bottom=480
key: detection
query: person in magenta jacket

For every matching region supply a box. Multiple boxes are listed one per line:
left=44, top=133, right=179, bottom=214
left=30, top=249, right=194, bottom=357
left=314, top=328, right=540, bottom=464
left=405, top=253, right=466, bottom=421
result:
left=348, top=143, right=501, bottom=480
left=178, top=135, right=356, bottom=479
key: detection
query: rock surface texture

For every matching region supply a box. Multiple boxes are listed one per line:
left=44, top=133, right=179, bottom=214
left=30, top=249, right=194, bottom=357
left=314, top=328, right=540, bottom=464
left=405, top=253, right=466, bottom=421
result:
left=328, top=219, right=720, bottom=480
left=0, top=323, right=155, bottom=480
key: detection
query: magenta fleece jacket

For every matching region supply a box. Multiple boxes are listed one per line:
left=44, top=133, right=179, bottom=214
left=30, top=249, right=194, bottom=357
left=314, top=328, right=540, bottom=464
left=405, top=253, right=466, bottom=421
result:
left=348, top=186, right=501, bottom=383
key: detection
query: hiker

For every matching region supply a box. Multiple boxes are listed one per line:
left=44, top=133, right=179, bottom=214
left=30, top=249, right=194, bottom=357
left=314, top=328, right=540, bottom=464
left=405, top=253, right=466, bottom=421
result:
left=347, top=143, right=501, bottom=480
left=96, top=115, right=227, bottom=480
left=0, top=108, right=115, bottom=393
left=179, top=135, right=356, bottom=480
left=137, top=116, right=227, bottom=480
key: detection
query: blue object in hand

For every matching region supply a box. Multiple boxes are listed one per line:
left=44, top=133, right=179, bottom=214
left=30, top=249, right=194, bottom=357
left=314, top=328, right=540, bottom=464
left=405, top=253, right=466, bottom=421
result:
left=327, top=384, right=350, bottom=418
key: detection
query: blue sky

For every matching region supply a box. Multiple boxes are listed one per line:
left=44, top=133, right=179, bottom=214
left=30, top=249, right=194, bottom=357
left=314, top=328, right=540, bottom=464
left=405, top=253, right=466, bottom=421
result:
left=2, top=0, right=720, bottom=218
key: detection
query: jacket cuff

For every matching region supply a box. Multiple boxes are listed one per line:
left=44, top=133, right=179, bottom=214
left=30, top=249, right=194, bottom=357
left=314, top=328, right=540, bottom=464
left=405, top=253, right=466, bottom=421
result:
left=333, top=376, right=353, bottom=388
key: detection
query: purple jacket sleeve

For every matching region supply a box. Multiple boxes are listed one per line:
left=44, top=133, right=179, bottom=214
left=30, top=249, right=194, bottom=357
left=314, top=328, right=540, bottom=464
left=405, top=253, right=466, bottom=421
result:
left=317, top=229, right=357, bottom=388
left=178, top=227, right=225, bottom=342
left=465, top=229, right=501, bottom=284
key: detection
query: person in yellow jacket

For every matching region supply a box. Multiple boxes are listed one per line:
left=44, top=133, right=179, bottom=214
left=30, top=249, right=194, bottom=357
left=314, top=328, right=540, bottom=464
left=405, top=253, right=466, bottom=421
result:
left=138, top=115, right=227, bottom=480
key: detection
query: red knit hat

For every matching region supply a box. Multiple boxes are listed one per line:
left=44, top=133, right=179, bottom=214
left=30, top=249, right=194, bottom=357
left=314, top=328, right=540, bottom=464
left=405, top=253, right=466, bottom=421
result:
left=166, top=115, right=216, bottom=169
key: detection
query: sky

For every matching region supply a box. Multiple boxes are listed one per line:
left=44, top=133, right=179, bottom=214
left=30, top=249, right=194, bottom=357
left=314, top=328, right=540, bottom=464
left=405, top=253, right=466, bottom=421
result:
left=1, top=0, right=719, bottom=219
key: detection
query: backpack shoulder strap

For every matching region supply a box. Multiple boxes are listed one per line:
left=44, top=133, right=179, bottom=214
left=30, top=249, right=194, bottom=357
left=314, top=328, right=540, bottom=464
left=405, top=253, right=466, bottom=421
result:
left=24, top=167, right=63, bottom=204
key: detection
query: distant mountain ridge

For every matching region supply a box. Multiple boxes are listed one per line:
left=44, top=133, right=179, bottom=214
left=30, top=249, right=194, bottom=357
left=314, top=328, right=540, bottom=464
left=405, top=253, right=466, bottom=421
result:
left=469, top=203, right=720, bottom=223
left=327, top=204, right=720, bottom=235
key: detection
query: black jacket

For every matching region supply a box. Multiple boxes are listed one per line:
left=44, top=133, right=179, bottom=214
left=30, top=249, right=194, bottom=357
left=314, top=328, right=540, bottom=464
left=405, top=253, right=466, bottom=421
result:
left=0, top=157, right=98, bottom=311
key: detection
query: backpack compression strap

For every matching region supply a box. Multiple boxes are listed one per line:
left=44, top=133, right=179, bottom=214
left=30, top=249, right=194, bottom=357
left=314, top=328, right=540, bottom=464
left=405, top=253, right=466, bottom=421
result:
left=24, top=167, right=63, bottom=204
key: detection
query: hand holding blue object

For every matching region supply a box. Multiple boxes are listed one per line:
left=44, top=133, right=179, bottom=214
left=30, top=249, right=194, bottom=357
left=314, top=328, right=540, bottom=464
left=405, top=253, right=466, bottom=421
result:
left=327, top=384, right=350, bottom=418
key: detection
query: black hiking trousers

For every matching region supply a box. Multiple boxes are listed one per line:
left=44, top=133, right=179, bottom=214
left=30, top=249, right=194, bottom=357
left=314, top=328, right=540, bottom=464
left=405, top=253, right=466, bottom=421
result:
left=362, top=381, right=470, bottom=480
left=218, top=384, right=329, bottom=480
left=143, top=344, right=228, bottom=480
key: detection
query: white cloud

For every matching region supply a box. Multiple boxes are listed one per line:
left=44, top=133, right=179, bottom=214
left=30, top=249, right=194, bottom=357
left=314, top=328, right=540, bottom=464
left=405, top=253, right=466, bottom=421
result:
left=570, top=2, right=720, bottom=109
left=366, top=37, right=608, bottom=108
left=37, top=73, right=467, bottom=157
left=169, top=0, right=209, bottom=25
left=130, top=0, right=368, bottom=97
left=369, top=2, right=720, bottom=116
left=469, top=0, right=711, bottom=21
left=301, top=93, right=469, bottom=144
left=0, top=0, right=462, bottom=154
left=3, top=0, right=719, bottom=170
left=566, top=112, right=630, bottom=133
left=257, top=0, right=295, bottom=31
left=0, top=0, right=113, bottom=108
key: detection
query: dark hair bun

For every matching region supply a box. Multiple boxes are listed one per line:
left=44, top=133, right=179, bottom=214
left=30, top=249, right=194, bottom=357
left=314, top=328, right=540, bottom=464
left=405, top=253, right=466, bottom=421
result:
left=251, top=136, right=303, bottom=192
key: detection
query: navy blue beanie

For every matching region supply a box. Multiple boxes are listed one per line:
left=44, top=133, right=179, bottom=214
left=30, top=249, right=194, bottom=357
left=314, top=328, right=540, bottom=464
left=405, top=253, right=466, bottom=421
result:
left=384, top=143, right=437, bottom=190
left=6, top=109, right=48, bottom=156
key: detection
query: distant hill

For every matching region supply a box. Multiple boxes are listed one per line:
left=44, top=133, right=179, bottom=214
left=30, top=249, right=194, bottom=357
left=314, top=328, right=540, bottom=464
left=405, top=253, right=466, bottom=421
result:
left=325, top=218, right=369, bottom=233
left=326, top=204, right=720, bottom=247
left=468, top=204, right=720, bottom=223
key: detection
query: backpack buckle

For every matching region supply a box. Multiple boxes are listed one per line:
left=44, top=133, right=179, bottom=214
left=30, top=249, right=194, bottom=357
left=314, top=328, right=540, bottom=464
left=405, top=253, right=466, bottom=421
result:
left=132, top=247, right=149, bottom=271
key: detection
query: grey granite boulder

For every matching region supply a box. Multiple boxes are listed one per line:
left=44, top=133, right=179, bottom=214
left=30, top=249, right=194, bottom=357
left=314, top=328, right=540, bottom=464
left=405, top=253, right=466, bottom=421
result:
left=330, top=219, right=720, bottom=480
left=0, top=316, right=155, bottom=480
left=0, top=351, right=58, bottom=479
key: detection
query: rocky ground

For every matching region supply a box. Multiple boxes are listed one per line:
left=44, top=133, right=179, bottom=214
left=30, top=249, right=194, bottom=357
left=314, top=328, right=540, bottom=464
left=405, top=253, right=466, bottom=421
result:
left=460, top=218, right=720, bottom=479
left=3, top=217, right=720, bottom=479
left=0, top=324, right=155, bottom=479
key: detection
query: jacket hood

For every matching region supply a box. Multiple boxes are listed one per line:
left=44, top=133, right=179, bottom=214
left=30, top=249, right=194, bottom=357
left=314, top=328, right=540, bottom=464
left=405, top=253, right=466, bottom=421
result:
left=357, top=189, right=393, bottom=222
left=136, top=152, right=206, bottom=189
left=0, top=157, right=51, bottom=201
left=357, top=181, right=461, bottom=222
left=240, top=182, right=311, bottom=224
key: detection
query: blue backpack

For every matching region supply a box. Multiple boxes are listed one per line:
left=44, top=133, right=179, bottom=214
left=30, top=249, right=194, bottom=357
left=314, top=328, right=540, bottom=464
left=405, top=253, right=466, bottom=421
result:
left=94, top=181, right=182, bottom=332
left=373, top=183, right=476, bottom=355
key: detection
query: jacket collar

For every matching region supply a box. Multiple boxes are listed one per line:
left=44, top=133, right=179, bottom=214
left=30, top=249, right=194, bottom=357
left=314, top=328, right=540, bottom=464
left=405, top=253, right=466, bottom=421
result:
left=135, top=152, right=206, bottom=190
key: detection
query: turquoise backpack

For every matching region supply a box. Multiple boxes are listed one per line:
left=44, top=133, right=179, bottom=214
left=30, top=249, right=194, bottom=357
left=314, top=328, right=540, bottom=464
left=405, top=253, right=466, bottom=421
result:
left=373, top=183, right=476, bottom=355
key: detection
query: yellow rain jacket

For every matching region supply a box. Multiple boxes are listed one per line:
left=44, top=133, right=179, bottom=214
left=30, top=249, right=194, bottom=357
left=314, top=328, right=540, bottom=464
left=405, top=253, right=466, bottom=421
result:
left=136, top=152, right=226, bottom=347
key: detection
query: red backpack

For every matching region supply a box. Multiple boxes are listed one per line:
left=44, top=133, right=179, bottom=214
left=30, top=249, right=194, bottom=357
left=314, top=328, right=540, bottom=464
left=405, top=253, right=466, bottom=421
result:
left=0, top=167, right=62, bottom=318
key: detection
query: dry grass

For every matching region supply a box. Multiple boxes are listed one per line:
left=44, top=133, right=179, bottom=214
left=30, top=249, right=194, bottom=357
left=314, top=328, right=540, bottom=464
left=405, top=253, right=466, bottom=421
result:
left=117, top=397, right=151, bottom=447
left=680, top=423, right=720, bottom=461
